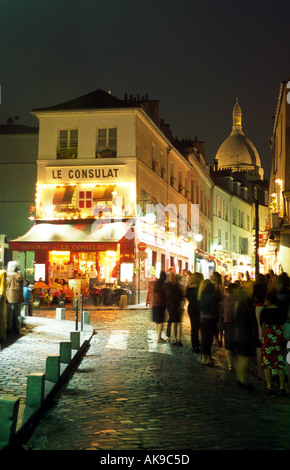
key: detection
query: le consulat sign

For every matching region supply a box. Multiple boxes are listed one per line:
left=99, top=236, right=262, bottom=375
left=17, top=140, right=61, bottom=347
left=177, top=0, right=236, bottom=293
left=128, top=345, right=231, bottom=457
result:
left=46, top=165, right=125, bottom=182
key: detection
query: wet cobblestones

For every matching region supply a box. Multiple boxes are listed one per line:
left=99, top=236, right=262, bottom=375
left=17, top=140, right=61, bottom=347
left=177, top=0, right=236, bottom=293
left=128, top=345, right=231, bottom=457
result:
left=24, top=308, right=290, bottom=451
left=2, top=307, right=290, bottom=451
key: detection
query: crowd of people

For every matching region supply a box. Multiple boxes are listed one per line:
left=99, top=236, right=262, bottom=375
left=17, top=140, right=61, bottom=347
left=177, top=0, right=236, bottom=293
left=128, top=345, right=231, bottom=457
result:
left=152, top=268, right=290, bottom=396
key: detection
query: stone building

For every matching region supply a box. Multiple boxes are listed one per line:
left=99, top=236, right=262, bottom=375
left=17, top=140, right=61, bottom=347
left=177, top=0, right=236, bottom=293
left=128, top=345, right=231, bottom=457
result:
left=266, top=77, right=290, bottom=273
left=9, top=89, right=214, bottom=300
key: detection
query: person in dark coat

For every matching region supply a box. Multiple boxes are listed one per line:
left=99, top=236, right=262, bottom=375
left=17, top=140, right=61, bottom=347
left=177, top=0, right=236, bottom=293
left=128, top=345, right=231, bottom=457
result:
left=223, top=283, right=239, bottom=371
left=186, top=272, right=203, bottom=352
left=253, top=273, right=268, bottom=342
left=166, top=272, right=184, bottom=346
left=198, top=279, right=219, bottom=366
left=233, top=285, right=256, bottom=388
left=152, top=271, right=168, bottom=343
left=211, top=271, right=224, bottom=346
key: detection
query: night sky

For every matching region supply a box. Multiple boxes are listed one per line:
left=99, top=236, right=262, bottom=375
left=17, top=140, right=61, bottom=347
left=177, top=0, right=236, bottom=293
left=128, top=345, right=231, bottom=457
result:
left=1, top=0, right=290, bottom=179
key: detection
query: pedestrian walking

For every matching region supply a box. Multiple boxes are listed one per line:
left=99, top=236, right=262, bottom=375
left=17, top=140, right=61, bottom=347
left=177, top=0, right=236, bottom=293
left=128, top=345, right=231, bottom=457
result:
left=243, top=271, right=255, bottom=299
left=6, top=261, right=24, bottom=334
left=198, top=279, right=219, bottom=366
left=223, top=283, right=239, bottom=371
left=211, top=271, right=224, bottom=347
left=23, top=279, right=33, bottom=316
left=152, top=271, right=168, bottom=343
left=253, top=273, right=268, bottom=378
left=260, top=292, right=287, bottom=396
left=166, top=272, right=184, bottom=345
left=276, top=273, right=290, bottom=317
left=233, top=285, right=256, bottom=389
left=186, top=272, right=203, bottom=353
left=253, top=274, right=268, bottom=343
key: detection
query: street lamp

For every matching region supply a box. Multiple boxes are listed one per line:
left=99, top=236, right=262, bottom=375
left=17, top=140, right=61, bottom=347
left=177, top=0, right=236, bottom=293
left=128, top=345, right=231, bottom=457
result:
left=194, top=233, right=203, bottom=243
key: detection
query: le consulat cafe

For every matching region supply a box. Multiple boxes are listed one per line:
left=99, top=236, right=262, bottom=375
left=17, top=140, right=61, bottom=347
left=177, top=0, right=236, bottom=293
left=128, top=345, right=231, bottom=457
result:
left=9, top=90, right=200, bottom=302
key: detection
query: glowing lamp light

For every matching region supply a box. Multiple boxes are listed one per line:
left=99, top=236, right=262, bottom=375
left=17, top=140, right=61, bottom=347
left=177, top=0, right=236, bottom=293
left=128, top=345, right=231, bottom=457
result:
left=144, top=213, right=156, bottom=224
left=194, top=233, right=203, bottom=242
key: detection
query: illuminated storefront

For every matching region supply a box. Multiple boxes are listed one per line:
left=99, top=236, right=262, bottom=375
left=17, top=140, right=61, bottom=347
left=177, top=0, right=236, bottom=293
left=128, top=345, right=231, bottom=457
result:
left=8, top=89, right=213, bottom=303
left=9, top=163, right=137, bottom=289
left=9, top=218, right=135, bottom=283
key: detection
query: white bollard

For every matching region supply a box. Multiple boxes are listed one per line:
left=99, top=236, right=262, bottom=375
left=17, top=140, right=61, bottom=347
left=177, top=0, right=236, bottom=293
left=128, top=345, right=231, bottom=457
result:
left=83, top=311, right=90, bottom=325
left=56, top=308, right=66, bottom=320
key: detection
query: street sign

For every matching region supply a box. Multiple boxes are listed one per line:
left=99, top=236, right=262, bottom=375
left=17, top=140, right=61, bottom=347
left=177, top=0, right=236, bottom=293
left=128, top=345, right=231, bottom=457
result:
left=136, top=251, right=148, bottom=259
left=138, top=242, right=147, bottom=252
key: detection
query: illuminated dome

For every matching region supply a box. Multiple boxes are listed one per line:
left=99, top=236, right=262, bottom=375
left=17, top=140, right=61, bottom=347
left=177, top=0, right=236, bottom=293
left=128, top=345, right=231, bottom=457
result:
left=216, top=98, right=263, bottom=180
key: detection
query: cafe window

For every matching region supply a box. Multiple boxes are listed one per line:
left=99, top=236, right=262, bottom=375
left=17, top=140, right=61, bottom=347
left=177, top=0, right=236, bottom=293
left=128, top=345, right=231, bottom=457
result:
left=96, top=128, right=117, bottom=158
left=57, top=129, right=78, bottom=159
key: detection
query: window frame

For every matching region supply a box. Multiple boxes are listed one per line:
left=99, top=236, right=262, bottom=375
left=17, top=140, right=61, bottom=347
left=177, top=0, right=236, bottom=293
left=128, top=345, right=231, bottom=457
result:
left=57, top=129, right=78, bottom=159
left=96, top=127, right=117, bottom=158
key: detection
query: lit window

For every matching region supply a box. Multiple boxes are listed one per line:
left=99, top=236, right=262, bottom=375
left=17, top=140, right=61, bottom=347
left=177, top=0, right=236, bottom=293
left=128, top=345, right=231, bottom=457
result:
left=96, top=128, right=117, bottom=157
left=58, top=129, right=78, bottom=159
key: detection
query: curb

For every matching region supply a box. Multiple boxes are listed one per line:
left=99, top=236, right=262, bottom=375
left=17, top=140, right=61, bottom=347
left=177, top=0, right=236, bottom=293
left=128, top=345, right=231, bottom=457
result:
left=0, top=316, right=94, bottom=450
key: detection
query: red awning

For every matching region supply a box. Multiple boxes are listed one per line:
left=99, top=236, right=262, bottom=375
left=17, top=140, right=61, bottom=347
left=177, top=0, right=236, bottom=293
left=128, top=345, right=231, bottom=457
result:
left=9, top=220, right=134, bottom=252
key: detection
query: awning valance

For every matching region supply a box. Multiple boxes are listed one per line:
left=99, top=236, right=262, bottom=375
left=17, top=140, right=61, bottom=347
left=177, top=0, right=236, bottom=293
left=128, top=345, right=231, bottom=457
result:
left=93, top=184, right=116, bottom=201
left=9, top=220, right=134, bottom=252
left=53, top=186, right=75, bottom=204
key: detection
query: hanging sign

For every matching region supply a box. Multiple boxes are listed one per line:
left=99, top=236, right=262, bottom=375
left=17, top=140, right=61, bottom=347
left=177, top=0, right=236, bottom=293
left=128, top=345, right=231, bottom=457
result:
left=138, top=242, right=147, bottom=252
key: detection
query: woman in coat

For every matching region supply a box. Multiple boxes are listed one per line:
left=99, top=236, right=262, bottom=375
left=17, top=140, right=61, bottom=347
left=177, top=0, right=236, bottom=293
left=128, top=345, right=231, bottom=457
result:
left=6, top=261, right=24, bottom=334
left=223, top=283, right=239, bottom=371
left=198, top=279, right=219, bottom=366
left=152, top=271, right=168, bottom=343
left=166, top=272, right=184, bottom=346
left=186, top=272, right=203, bottom=352
left=234, top=285, right=256, bottom=388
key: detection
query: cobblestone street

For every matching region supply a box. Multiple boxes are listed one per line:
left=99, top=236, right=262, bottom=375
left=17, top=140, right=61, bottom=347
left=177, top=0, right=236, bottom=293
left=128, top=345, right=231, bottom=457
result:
left=20, top=307, right=290, bottom=452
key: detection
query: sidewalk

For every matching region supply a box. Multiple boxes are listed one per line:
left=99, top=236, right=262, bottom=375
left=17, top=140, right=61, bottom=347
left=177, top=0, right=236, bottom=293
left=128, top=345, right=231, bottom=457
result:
left=0, top=311, right=94, bottom=449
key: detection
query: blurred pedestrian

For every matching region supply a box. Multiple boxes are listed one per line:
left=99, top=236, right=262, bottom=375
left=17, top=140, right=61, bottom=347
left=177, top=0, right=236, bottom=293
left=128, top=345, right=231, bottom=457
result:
left=223, top=274, right=231, bottom=287
left=6, top=261, right=24, bottom=334
left=23, top=279, right=33, bottom=316
left=223, top=283, right=239, bottom=371
left=253, top=273, right=268, bottom=378
left=276, top=273, right=290, bottom=318
left=166, top=272, right=184, bottom=346
left=211, top=271, right=224, bottom=347
left=260, top=292, right=287, bottom=396
left=253, top=274, right=268, bottom=343
left=243, top=271, right=255, bottom=299
left=89, top=264, right=98, bottom=289
left=233, top=284, right=256, bottom=389
left=152, top=271, right=168, bottom=343
left=186, top=272, right=203, bottom=353
left=198, top=279, right=219, bottom=366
